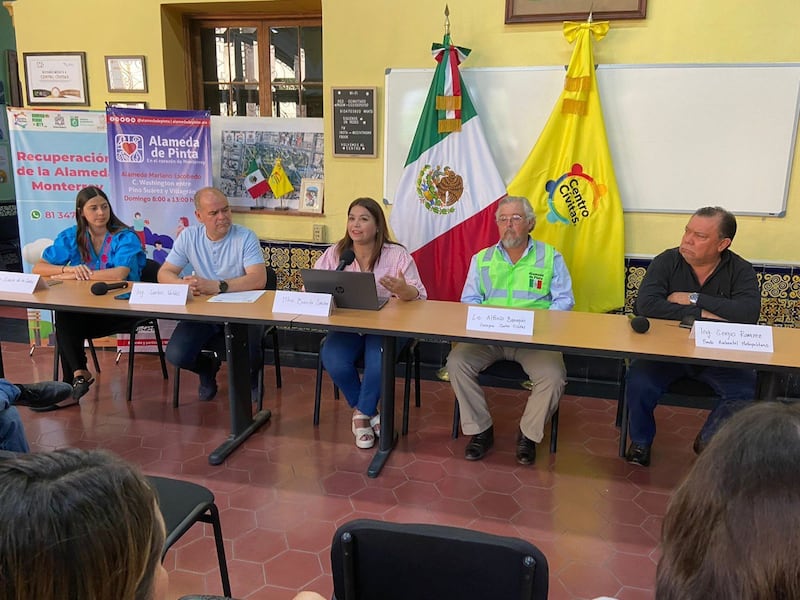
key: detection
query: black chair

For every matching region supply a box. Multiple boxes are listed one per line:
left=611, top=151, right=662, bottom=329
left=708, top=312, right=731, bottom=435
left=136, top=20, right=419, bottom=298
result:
left=148, top=475, right=232, bottom=598
left=52, top=258, right=168, bottom=403
left=313, top=335, right=420, bottom=435
left=172, top=267, right=282, bottom=408
left=450, top=360, right=560, bottom=454
left=331, top=518, right=549, bottom=600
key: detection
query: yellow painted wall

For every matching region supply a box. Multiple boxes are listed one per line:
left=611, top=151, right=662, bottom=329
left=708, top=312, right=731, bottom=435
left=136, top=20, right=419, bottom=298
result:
left=10, top=0, right=800, bottom=262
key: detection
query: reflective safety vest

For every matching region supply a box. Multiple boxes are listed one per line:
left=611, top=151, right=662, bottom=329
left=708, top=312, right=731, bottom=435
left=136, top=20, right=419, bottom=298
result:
left=477, top=240, right=555, bottom=309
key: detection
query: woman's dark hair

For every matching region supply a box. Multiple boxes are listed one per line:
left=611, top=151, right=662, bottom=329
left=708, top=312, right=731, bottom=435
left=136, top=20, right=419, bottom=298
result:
left=656, top=401, right=800, bottom=599
left=75, top=186, right=130, bottom=263
left=334, top=197, right=401, bottom=272
left=0, top=448, right=164, bottom=600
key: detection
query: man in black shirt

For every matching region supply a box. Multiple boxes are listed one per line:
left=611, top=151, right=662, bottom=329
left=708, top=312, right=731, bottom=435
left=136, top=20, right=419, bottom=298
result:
left=625, top=206, right=761, bottom=466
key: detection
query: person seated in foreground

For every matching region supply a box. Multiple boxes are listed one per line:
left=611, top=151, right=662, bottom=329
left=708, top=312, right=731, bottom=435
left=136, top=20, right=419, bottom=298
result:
left=624, top=206, right=761, bottom=467
left=656, top=401, right=800, bottom=599
left=446, top=195, right=574, bottom=465
left=0, top=379, right=73, bottom=452
left=0, top=448, right=329, bottom=600
left=32, top=185, right=146, bottom=404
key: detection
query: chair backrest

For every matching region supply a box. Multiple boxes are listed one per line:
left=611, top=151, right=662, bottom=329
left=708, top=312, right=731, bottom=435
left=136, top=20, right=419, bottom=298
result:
left=330, top=519, right=548, bottom=600
left=141, top=258, right=161, bottom=284
left=266, top=266, right=278, bottom=291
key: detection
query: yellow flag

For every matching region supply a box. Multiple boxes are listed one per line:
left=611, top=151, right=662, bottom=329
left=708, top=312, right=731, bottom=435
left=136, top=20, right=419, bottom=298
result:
left=268, top=158, right=294, bottom=198
left=507, top=21, right=625, bottom=313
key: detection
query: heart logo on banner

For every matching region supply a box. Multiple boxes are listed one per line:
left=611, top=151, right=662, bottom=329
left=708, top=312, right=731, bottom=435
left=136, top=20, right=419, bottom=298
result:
left=122, top=142, right=138, bottom=155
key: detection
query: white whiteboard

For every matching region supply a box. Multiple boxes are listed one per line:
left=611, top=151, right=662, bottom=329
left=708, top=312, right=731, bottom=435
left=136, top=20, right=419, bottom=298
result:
left=384, top=64, right=800, bottom=216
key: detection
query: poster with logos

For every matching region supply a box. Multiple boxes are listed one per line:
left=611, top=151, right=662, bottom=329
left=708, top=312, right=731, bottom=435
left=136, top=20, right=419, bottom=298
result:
left=6, top=107, right=108, bottom=346
left=106, top=108, right=212, bottom=267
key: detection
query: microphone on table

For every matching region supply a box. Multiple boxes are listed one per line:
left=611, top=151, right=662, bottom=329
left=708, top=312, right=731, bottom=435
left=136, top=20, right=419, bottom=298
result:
left=336, top=249, right=356, bottom=271
left=629, top=315, right=650, bottom=334
left=90, top=281, right=129, bottom=296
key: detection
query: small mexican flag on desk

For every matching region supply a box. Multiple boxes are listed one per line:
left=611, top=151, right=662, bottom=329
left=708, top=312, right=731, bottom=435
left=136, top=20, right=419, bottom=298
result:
left=245, top=161, right=270, bottom=199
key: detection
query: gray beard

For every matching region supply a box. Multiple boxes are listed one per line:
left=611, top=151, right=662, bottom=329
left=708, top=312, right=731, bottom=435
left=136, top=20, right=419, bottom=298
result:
left=501, top=234, right=526, bottom=250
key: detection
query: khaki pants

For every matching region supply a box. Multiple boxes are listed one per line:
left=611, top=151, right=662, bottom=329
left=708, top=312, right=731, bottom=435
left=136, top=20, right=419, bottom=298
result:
left=446, top=343, right=565, bottom=443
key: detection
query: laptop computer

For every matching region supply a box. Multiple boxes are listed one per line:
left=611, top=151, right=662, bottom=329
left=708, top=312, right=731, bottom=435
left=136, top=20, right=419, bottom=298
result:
left=300, top=269, right=390, bottom=310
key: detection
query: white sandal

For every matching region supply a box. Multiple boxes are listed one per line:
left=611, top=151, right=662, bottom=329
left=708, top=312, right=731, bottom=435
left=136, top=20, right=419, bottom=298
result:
left=352, top=414, right=375, bottom=449
left=370, top=414, right=380, bottom=438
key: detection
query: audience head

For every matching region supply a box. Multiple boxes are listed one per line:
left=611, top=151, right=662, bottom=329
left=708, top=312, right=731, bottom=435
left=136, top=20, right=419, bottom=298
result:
left=336, top=197, right=399, bottom=270
left=656, top=401, right=800, bottom=600
left=0, top=448, right=167, bottom=600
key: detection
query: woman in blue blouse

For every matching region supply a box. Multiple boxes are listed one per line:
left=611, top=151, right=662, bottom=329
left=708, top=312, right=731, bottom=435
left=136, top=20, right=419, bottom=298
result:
left=33, top=186, right=145, bottom=404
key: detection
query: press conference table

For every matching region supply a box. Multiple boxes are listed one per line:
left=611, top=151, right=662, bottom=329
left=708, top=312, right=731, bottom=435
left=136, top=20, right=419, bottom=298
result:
left=3, top=282, right=800, bottom=474
left=0, top=280, right=298, bottom=465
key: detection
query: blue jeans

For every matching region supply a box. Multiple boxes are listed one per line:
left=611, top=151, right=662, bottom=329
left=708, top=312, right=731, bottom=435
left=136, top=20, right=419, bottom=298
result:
left=0, top=380, right=29, bottom=453
left=166, top=321, right=264, bottom=384
left=625, top=359, right=757, bottom=446
left=320, top=333, right=408, bottom=418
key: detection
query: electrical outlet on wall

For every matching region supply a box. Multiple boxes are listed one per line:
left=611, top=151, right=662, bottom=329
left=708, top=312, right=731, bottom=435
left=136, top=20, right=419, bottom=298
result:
left=312, top=224, right=325, bottom=242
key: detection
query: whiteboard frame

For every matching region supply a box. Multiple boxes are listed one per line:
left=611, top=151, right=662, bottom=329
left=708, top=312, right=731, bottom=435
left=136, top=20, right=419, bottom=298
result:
left=384, top=63, right=800, bottom=217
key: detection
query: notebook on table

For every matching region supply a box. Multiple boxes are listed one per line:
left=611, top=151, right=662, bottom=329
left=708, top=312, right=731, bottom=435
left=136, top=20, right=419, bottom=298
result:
left=300, top=269, right=390, bottom=310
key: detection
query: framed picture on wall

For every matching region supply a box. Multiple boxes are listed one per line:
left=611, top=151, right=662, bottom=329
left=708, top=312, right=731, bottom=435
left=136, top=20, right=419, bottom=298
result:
left=505, top=0, right=647, bottom=24
left=300, top=178, right=324, bottom=213
left=105, top=55, right=148, bottom=93
left=23, top=52, right=89, bottom=105
left=108, top=101, right=148, bottom=109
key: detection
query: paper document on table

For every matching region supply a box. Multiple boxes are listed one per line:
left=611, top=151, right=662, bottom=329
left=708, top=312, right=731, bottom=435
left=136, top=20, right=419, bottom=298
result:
left=207, top=290, right=266, bottom=303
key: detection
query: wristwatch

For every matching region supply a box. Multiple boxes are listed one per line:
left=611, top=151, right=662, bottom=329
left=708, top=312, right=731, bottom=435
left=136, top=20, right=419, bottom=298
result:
left=688, top=292, right=699, bottom=305
left=218, top=280, right=229, bottom=294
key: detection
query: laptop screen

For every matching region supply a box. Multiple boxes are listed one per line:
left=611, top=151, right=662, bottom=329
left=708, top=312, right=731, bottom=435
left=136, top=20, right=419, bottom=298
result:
left=300, top=269, right=390, bottom=310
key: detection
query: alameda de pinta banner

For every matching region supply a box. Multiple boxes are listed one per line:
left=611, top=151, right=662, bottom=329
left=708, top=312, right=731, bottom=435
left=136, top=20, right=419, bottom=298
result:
left=106, top=108, right=212, bottom=350
left=106, top=108, right=212, bottom=266
left=7, top=108, right=109, bottom=346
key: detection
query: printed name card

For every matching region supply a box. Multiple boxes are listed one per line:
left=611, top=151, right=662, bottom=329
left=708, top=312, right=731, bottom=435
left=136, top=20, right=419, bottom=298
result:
left=690, top=321, right=774, bottom=353
left=0, top=271, right=47, bottom=294
left=129, top=282, right=189, bottom=306
left=273, top=290, right=333, bottom=316
left=465, top=306, right=534, bottom=336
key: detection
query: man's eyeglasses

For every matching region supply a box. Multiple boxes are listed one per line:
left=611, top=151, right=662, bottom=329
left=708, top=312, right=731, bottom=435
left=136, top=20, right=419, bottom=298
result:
left=496, top=214, right=525, bottom=224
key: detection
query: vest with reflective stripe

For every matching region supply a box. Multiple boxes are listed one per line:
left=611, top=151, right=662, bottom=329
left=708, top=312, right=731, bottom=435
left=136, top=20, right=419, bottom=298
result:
left=477, top=240, right=555, bottom=309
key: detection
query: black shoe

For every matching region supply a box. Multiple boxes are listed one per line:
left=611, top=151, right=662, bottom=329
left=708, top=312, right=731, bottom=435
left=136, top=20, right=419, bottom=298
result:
left=198, top=355, right=221, bottom=402
left=14, top=381, right=74, bottom=409
left=625, top=443, right=651, bottom=467
left=465, top=426, right=494, bottom=461
left=516, top=430, right=537, bottom=465
left=692, top=432, right=707, bottom=455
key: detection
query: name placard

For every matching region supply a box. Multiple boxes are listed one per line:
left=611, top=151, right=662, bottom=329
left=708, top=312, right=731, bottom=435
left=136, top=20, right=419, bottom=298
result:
left=129, top=282, right=189, bottom=306
left=273, top=290, right=333, bottom=316
left=690, top=321, right=774, bottom=353
left=0, top=271, right=47, bottom=294
left=465, top=306, right=534, bottom=336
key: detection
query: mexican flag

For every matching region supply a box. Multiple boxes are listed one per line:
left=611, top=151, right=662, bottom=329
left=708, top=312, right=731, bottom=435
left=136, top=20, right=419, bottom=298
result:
left=245, top=160, right=269, bottom=199
left=389, top=33, right=506, bottom=302
left=507, top=21, right=625, bottom=313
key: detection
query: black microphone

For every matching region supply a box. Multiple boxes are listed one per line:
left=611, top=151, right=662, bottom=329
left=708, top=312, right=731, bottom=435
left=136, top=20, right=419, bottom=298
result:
left=629, top=315, right=650, bottom=334
left=336, top=249, right=356, bottom=271
left=91, top=281, right=129, bottom=296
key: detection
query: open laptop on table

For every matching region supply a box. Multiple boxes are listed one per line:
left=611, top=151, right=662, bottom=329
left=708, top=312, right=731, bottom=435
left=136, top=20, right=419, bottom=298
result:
left=300, top=269, right=390, bottom=310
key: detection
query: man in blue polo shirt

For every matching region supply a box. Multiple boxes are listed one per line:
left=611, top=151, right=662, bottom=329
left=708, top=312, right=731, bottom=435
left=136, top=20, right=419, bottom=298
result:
left=158, top=187, right=267, bottom=402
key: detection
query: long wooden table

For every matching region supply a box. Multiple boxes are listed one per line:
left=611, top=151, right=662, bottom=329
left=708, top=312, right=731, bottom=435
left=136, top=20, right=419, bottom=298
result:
left=4, top=284, right=800, bottom=474
left=0, top=281, right=297, bottom=465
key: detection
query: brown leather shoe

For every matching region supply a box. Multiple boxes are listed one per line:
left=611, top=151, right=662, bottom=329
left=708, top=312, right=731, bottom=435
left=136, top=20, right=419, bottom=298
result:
left=465, top=426, right=494, bottom=461
left=516, top=430, right=536, bottom=465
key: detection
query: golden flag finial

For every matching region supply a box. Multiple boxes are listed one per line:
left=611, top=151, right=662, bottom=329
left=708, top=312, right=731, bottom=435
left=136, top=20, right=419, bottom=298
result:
left=444, top=5, right=450, bottom=36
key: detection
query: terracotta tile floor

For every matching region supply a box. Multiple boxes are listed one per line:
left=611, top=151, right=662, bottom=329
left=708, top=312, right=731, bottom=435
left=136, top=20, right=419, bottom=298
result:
left=3, top=340, right=707, bottom=600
